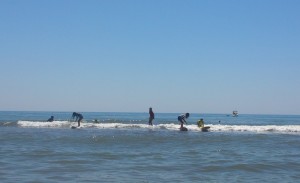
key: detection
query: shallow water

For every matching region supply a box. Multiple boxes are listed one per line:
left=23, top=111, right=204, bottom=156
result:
left=1, top=112, right=300, bottom=182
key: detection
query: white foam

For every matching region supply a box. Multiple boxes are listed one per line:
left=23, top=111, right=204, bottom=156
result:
left=17, top=120, right=75, bottom=128
left=85, top=123, right=182, bottom=131
left=206, top=124, right=300, bottom=133
left=16, top=121, right=300, bottom=134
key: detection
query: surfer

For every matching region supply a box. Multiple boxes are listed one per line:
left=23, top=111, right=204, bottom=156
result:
left=197, top=118, right=210, bottom=132
left=197, top=119, right=204, bottom=128
left=72, top=112, right=83, bottom=127
left=178, top=113, right=189, bottom=129
left=47, top=116, right=54, bottom=122
left=148, top=107, right=154, bottom=126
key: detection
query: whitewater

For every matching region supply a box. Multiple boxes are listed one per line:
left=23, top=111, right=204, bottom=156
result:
left=15, top=120, right=300, bottom=134
left=1, top=111, right=300, bottom=182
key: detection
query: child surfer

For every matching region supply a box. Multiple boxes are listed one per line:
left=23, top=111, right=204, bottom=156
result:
left=197, top=119, right=204, bottom=128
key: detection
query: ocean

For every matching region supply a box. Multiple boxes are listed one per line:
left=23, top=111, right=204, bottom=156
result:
left=1, top=111, right=300, bottom=182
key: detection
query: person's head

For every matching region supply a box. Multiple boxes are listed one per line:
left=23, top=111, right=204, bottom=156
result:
left=185, top=113, right=190, bottom=118
left=149, top=107, right=152, bottom=111
left=51, top=116, right=54, bottom=118
left=72, top=112, right=76, bottom=117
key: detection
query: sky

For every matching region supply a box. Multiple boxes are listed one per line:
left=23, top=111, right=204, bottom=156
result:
left=0, top=0, right=299, bottom=114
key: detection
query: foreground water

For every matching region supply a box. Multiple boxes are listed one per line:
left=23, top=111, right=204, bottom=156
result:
left=1, top=111, right=300, bottom=182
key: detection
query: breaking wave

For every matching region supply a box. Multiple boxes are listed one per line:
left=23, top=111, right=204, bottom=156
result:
left=14, top=121, right=300, bottom=134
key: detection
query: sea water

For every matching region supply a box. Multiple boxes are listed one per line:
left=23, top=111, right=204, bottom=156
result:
left=1, top=111, right=300, bottom=182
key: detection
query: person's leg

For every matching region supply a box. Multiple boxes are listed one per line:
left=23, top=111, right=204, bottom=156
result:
left=149, top=118, right=153, bottom=125
left=78, top=117, right=83, bottom=127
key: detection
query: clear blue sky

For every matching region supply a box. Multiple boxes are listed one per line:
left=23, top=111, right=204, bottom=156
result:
left=0, top=0, right=299, bottom=114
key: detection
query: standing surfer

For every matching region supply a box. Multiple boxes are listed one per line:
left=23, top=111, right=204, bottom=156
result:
left=72, top=112, right=83, bottom=127
left=178, top=113, right=189, bottom=130
left=148, top=107, right=155, bottom=126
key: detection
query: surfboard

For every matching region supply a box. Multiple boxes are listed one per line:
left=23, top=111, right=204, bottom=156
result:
left=180, top=127, right=188, bottom=131
left=201, top=126, right=210, bottom=132
left=71, top=126, right=81, bottom=129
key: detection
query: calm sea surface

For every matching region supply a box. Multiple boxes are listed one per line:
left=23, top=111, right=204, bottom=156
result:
left=1, top=111, right=300, bottom=182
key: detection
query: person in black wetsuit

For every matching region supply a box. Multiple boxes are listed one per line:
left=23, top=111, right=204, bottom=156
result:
left=47, top=116, right=54, bottom=122
left=72, top=112, right=83, bottom=127
left=148, top=107, right=155, bottom=126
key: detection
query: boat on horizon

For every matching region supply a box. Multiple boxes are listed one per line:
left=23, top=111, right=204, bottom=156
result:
left=232, top=110, right=238, bottom=117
